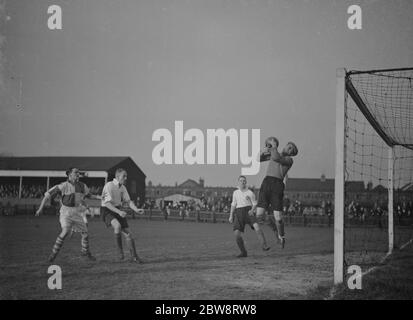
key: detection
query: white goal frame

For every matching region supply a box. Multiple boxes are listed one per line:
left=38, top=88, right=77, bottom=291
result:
left=334, top=68, right=395, bottom=285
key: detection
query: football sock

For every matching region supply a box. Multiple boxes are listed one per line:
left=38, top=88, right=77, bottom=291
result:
left=255, top=229, right=269, bottom=249
left=115, top=233, right=123, bottom=256
left=125, top=237, right=139, bottom=258
left=81, top=234, right=90, bottom=254
left=268, top=217, right=279, bottom=238
left=236, top=236, right=247, bottom=256
left=275, top=220, right=285, bottom=238
left=51, top=235, right=65, bottom=255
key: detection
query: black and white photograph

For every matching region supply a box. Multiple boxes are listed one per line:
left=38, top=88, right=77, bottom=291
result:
left=0, top=0, right=413, bottom=305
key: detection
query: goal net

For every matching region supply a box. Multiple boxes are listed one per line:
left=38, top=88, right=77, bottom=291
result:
left=334, top=68, right=413, bottom=284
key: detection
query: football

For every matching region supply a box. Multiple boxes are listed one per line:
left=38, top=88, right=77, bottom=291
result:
left=265, top=136, right=278, bottom=148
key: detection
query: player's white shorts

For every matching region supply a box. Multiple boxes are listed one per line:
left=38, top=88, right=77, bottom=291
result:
left=59, top=205, right=88, bottom=233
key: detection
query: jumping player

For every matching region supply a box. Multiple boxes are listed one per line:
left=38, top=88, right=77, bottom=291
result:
left=256, top=137, right=298, bottom=248
left=101, top=168, right=143, bottom=263
left=229, top=175, right=270, bottom=258
left=35, top=167, right=97, bottom=262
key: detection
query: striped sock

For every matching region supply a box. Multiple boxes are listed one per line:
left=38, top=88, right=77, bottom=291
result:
left=52, top=236, right=65, bottom=255
left=81, top=235, right=90, bottom=254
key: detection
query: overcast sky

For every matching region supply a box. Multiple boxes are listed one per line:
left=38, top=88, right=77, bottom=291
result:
left=1, top=0, right=412, bottom=187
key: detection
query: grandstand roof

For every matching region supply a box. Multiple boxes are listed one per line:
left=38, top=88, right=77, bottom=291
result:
left=0, top=156, right=145, bottom=177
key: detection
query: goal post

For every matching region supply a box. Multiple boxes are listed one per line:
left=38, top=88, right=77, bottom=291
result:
left=388, top=146, right=394, bottom=255
left=334, top=68, right=346, bottom=285
left=334, top=67, right=413, bottom=285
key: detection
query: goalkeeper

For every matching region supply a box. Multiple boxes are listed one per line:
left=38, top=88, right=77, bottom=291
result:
left=256, top=137, right=298, bottom=248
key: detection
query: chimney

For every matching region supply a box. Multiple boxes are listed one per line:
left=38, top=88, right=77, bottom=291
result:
left=367, top=181, right=373, bottom=191
left=199, top=177, right=205, bottom=188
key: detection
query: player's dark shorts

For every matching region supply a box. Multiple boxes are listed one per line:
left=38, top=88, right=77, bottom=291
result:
left=101, top=206, right=129, bottom=229
left=233, top=206, right=257, bottom=232
left=257, top=176, right=285, bottom=211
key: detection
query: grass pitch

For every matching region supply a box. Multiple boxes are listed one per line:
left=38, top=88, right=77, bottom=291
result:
left=1, top=215, right=334, bottom=299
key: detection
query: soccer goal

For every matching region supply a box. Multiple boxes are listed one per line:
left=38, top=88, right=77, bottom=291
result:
left=334, top=67, right=413, bottom=284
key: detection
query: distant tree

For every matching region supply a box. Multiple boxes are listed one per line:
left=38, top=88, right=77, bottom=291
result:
left=0, top=152, right=13, bottom=157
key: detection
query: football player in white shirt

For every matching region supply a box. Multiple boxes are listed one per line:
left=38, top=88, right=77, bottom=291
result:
left=229, top=175, right=270, bottom=257
left=101, top=168, right=143, bottom=263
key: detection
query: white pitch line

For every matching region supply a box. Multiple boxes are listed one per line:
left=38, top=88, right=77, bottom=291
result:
left=327, top=237, right=413, bottom=300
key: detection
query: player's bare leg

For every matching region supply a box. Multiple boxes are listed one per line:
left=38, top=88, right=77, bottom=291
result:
left=252, top=223, right=270, bottom=251
left=255, top=207, right=266, bottom=224
left=48, top=227, right=70, bottom=262
left=256, top=207, right=274, bottom=245
left=268, top=216, right=280, bottom=243
left=234, top=230, right=247, bottom=258
left=111, top=219, right=124, bottom=260
left=273, top=211, right=285, bottom=249
left=122, top=228, right=143, bottom=264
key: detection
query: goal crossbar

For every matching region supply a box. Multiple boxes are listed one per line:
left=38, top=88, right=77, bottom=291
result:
left=347, top=67, right=413, bottom=75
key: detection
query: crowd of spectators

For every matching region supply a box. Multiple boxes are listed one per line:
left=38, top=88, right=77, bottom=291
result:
left=142, top=193, right=233, bottom=213
left=200, top=194, right=232, bottom=213
left=346, top=201, right=413, bottom=220
left=0, top=183, right=46, bottom=199
left=143, top=196, right=335, bottom=217
left=0, top=184, right=18, bottom=198
left=0, top=182, right=103, bottom=199
left=142, top=195, right=413, bottom=221
left=2, top=182, right=411, bottom=222
left=282, top=199, right=334, bottom=217
left=88, top=184, right=103, bottom=195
